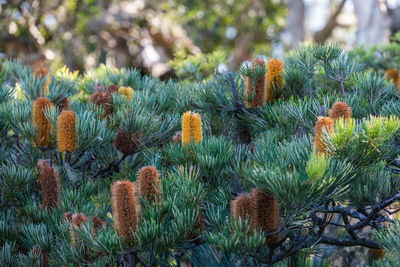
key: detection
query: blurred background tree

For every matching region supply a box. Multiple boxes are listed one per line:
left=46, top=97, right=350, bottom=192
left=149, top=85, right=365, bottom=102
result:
left=1, top=0, right=400, bottom=79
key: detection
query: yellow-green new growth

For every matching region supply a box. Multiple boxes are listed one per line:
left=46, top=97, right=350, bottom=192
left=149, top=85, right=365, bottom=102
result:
left=306, top=152, right=329, bottom=182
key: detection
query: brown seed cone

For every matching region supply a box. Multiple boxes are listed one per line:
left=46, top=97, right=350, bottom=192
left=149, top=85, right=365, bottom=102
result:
left=137, top=166, right=160, bottom=202
left=266, top=58, right=284, bottom=103
left=37, top=160, right=61, bottom=209
left=57, top=97, right=70, bottom=110
left=89, top=92, right=114, bottom=117
left=32, top=97, right=52, bottom=147
left=113, top=129, right=135, bottom=155
left=328, top=102, right=352, bottom=120
left=111, top=180, right=138, bottom=244
left=91, top=216, right=107, bottom=232
left=57, top=110, right=77, bottom=152
left=63, top=212, right=73, bottom=222
left=70, top=213, right=88, bottom=246
left=386, top=69, right=399, bottom=88
left=231, top=193, right=252, bottom=223
left=314, top=116, right=334, bottom=154
left=250, top=189, right=280, bottom=247
left=34, top=67, right=49, bottom=79
left=185, top=207, right=206, bottom=243
left=107, top=84, right=119, bottom=95
left=368, top=248, right=385, bottom=263
left=245, top=58, right=266, bottom=108
left=172, top=131, right=182, bottom=143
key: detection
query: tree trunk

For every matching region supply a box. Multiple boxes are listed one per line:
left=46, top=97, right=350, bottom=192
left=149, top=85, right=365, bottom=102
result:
left=352, top=0, right=391, bottom=45
left=285, top=0, right=305, bottom=49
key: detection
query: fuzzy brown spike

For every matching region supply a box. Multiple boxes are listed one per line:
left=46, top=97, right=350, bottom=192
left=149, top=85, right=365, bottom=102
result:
left=90, top=92, right=113, bottom=117
left=328, top=102, right=352, bottom=120
left=231, top=193, right=252, bottom=223
left=111, top=180, right=138, bottom=244
left=314, top=116, right=334, bottom=154
left=137, top=166, right=160, bottom=202
left=245, top=58, right=266, bottom=108
left=250, top=189, right=280, bottom=247
left=91, top=216, right=107, bottom=232
left=32, top=97, right=52, bottom=147
left=37, top=160, right=61, bottom=209
left=70, top=213, right=88, bottom=246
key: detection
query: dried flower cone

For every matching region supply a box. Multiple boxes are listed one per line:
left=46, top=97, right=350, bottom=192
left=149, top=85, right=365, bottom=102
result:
left=111, top=180, right=138, bottom=244
left=113, top=129, right=142, bottom=155
left=314, top=116, right=333, bottom=154
left=91, top=216, right=107, bottom=232
left=118, top=86, right=134, bottom=100
left=57, top=110, right=77, bottom=152
left=368, top=248, right=385, bottom=263
left=245, top=58, right=266, bottom=108
left=57, top=97, right=70, bottom=111
left=70, top=213, right=87, bottom=246
left=37, top=160, right=61, bottom=209
left=250, top=189, right=280, bottom=247
left=266, top=59, right=284, bottom=103
left=328, top=102, right=352, bottom=120
left=90, top=92, right=114, bottom=117
left=181, top=111, right=203, bottom=145
left=107, top=84, right=119, bottom=95
left=137, top=166, right=160, bottom=202
left=32, top=97, right=52, bottom=147
left=386, top=69, right=399, bottom=88
left=231, top=193, right=252, bottom=223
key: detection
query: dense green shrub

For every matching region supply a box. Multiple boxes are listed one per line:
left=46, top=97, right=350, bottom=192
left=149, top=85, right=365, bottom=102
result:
left=1, top=44, right=400, bottom=266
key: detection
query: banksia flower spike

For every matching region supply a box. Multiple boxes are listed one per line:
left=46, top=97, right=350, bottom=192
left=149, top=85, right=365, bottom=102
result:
left=34, top=67, right=50, bottom=96
left=118, top=86, right=134, bottom=100
left=70, top=213, right=88, bottom=246
left=32, top=97, right=52, bottom=147
left=57, top=110, right=77, bottom=152
left=111, top=180, right=138, bottom=244
left=245, top=58, right=266, bottom=108
left=137, top=166, right=161, bottom=202
left=386, top=69, right=399, bottom=88
left=328, top=102, right=352, bottom=120
left=113, top=128, right=142, bottom=155
left=314, top=116, right=334, bottom=154
left=266, top=58, right=284, bottom=102
left=231, top=193, right=252, bottom=223
left=37, top=160, right=61, bottom=209
left=181, top=111, right=203, bottom=145
left=250, top=189, right=281, bottom=247
left=89, top=92, right=114, bottom=118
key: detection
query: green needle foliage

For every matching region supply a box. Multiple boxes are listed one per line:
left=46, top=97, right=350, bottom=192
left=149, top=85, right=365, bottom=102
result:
left=2, top=43, right=400, bottom=266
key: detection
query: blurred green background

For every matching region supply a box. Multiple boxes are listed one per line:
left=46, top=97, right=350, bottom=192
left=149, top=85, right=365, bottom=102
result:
left=2, top=0, right=400, bottom=79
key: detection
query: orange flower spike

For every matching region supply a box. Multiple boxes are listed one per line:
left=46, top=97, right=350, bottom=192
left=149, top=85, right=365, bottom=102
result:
left=57, top=110, right=77, bottom=152
left=250, top=189, right=281, bottom=247
left=37, top=160, right=61, bottom=209
left=111, top=180, right=138, bottom=244
left=137, top=166, right=160, bottom=202
left=266, top=58, right=284, bottom=102
left=32, top=97, right=52, bottom=147
left=314, top=116, right=334, bottom=154
left=328, top=102, right=352, bottom=120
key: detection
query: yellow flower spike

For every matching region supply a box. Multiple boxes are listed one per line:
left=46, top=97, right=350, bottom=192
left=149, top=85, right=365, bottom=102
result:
left=181, top=111, right=203, bottom=145
left=191, top=112, right=203, bottom=143
left=57, top=110, right=77, bottom=152
left=118, top=86, right=134, bottom=100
